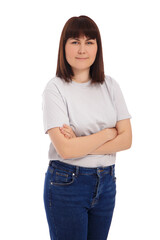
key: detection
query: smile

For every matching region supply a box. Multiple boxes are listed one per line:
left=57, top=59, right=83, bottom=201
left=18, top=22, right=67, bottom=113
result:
left=76, top=57, right=88, bottom=60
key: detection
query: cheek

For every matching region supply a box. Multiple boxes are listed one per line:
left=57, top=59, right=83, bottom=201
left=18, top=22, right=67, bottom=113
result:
left=94, top=46, right=98, bottom=56
left=65, top=45, right=75, bottom=60
left=90, top=46, right=98, bottom=58
left=90, top=50, right=97, bottom=62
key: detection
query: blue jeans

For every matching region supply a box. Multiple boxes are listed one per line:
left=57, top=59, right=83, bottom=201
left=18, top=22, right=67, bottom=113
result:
left=43, top=160, right=117, bottom=240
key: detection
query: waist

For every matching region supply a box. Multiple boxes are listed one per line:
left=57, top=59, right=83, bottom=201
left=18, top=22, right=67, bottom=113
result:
left=49, top=160, right=115, bottom=176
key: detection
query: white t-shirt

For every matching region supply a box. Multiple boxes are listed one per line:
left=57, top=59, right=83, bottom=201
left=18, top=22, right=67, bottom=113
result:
left=42, top=75, right=132, bottom=167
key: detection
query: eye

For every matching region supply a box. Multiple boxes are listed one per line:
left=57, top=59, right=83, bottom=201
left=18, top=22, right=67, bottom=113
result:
left=87, top=42, right=93, bottom=45
left=71, top=41, right=78, bottom=44
left=71, top=41, right=94, bottom=45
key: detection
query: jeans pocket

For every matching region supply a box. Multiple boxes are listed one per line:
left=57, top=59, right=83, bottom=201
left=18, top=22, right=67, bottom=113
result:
left=50, top=167, right=76, bottom=186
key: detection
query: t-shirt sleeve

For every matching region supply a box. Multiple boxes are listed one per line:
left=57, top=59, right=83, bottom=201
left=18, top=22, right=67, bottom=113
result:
left=112, top=77, right=132, bottom=122
left=42, top=83, right=70, bottom=134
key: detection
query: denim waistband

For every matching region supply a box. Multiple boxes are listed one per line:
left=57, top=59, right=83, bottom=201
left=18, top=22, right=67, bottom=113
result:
left=49, top=160, right=115, bottom=176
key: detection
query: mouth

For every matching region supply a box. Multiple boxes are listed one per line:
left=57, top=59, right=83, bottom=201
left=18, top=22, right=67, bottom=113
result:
left=75, top=57, right=89, bottom=60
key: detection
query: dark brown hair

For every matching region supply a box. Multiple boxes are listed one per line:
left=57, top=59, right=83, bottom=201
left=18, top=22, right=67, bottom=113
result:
left=56, top=15, right=105, bottom=85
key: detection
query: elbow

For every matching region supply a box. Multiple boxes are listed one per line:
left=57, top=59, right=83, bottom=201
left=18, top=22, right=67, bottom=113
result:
left=129, top=139, right=132, bottom=148
left=59, top=141, right=72, bottom=160
left=62, top=138, right=81, bottom=159
left=62, top=148, right=73, bottom=160
left=122, top=132, right=132, bottom=150
left=55, top=144, right=69, bottom=160
left=61, top=153, right=73, bottom=160
left=59, top=147, right=69, bottom=159
left=61, top=151, right=69, bottom=160
left=62, top=148, right=77, bottom=160
left=59, top=152, right=67, bottom=160
left=56, top=149, right=66, bottom=160
left=124, top=130, right=132, bottom=149
left=63, top=155, right=71, bottom=160
left=126, top=143, right=132, bottom=150
left=126, top=137, right=132, bottom=149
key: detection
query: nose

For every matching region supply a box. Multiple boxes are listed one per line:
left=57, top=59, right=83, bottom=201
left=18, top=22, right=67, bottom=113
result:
left=78, top=43, right=86, bottom=54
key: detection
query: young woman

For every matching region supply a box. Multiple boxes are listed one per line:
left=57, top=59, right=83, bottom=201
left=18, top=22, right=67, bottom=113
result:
left=42, top=15, right=132, bottom=240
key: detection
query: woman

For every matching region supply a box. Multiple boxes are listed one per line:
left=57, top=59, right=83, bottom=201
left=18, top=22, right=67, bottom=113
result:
left=42, top=15, right=132, bottom=240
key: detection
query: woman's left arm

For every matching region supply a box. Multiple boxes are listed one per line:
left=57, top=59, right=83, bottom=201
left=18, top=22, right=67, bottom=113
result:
left=89, top=119, right=132, bottom=155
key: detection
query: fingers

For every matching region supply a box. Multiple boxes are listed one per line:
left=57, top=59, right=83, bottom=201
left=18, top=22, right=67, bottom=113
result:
left=60, top=124, right=75, bottom=139
left=63, top=124, right=68, bottom=128
left=64, top=134, right=70, bottom=139
left=60, top=128, right=70, bottom=135
left=60, top=127, right=71, bottom=139
left=64, top=132, right=71, bottom=139
left=61, top=124, right=72, bottom=134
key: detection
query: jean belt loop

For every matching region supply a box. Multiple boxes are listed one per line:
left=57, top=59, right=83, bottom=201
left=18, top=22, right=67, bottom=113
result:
left=49, top=160, right=52, bottom=167
left=110, top=165, right=113, bottom=176
left=75, top=166, right=79, bottom=177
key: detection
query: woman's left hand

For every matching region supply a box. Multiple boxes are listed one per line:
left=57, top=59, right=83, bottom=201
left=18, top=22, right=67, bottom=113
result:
left=59, top=124, right=77, bottom=139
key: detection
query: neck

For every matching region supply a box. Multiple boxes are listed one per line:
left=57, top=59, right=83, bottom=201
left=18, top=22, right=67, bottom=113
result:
left=71, top=68, right=91, bottom=83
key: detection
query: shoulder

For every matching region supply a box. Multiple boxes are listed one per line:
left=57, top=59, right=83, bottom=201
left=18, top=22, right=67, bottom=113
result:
left=104, top=74, right=119, bottom=94
left=42, top=76, right=65, bottom=95
left=104, top=74, right=119, bottom=87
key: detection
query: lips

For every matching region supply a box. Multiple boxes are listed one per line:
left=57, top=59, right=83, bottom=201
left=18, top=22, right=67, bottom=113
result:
left=76, top=57, right=88, bottom=59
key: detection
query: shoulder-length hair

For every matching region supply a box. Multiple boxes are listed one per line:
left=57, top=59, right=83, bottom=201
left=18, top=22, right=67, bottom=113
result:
left=56, top=15, right=105, bottom=85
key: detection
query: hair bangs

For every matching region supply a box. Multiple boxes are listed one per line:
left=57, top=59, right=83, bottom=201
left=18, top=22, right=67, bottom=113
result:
left=64, top=17, right=98, bottom=42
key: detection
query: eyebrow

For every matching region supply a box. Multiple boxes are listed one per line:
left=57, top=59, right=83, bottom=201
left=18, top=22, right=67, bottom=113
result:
left=71, top=37, right=94, bottom=41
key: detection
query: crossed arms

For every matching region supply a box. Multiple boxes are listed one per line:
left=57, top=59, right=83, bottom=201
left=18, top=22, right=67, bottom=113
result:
left=48, top=119, right=132, bottom=159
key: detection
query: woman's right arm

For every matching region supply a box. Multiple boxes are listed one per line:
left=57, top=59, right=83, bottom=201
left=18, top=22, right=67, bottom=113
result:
left=48, top=127, right=117, bottom=159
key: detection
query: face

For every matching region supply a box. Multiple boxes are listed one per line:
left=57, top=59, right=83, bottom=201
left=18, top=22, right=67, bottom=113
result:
left=65, top=35, right=98, bottom=73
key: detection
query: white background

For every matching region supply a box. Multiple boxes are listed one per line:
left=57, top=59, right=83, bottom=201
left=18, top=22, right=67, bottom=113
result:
left=0, top=0, right=160, bottom=239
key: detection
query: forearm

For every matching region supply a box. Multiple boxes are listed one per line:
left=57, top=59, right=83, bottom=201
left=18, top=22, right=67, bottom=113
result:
left=64, top=129, right=110, bottom=159
left=89, top=131, right=132, bottom=155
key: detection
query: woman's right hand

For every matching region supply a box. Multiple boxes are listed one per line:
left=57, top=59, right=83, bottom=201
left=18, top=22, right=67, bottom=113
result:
left=59, top=124, right=77, bottom=139
left=105, top=127, right=118, bottom=141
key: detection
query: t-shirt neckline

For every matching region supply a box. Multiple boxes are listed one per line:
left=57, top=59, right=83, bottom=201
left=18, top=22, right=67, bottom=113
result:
left=71, top=79, right=91, bottom=87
